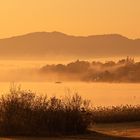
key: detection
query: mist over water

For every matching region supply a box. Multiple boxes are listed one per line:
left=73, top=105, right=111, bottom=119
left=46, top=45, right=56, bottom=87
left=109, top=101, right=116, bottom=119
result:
left=0, top=59, right=140, bottom=106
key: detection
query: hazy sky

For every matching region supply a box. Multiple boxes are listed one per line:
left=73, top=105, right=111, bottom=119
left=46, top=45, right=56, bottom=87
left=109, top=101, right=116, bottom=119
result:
left=0, top=0, right=140, bottom=39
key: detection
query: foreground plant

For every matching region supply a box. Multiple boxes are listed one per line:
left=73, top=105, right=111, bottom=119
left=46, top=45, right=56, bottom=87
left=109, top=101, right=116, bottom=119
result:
left=0, top=87, right=92, bottom=136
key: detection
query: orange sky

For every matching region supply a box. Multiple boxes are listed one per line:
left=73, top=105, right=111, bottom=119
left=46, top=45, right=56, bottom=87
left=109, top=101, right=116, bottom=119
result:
left=0, top=0, right=140, bottom=39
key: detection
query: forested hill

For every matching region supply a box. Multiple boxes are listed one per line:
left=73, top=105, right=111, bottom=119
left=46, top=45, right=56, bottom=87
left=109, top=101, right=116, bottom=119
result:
left=0, top=31, right=140, bottom=59
left=40, top=57, right=140, bottom=82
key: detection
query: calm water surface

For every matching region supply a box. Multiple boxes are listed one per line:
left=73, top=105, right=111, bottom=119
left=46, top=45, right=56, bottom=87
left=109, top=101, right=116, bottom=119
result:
left=0, top=82, right=139, bottom=107
left=0, top=60, right=139, bottom=106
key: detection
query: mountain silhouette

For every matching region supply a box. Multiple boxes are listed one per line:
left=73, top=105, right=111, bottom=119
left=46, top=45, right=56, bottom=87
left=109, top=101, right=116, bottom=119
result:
left=0, top=31, right=139, bottom=59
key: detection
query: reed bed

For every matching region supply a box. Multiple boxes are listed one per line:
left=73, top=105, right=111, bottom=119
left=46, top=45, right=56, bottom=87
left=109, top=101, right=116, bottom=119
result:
left=92, top=105, right=140, bottom=123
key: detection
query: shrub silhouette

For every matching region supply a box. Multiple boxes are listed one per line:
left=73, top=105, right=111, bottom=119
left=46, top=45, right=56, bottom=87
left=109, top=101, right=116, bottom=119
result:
left=0, top=86, right=139, bottom=136
left=0, top=87, right=92, bottom=136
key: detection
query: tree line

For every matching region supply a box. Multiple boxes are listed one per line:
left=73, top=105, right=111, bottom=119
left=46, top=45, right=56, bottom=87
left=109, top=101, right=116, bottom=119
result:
left=40, top=57, right=140, bottom=82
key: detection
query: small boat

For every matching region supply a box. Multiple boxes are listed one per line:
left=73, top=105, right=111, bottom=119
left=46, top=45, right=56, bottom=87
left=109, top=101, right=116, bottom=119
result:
left=55, top=81, right=62, bottom=84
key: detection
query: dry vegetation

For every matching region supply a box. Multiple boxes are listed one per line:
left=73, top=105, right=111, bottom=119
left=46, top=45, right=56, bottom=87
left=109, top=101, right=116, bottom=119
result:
left=0, top=87, right=139, bottom=137
left=92, top=105, right=140, bottom=123
left=0, top=87, right=92, bottom=136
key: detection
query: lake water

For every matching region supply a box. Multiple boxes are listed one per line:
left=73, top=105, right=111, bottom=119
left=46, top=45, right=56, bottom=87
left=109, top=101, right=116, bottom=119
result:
left=0, top=60, right=140, bottom=107
left=0, top=82, right=140, bottom=107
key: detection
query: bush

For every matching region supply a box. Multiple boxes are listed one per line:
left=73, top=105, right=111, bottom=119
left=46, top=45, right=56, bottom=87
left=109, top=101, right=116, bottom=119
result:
left=0, top=87, right=92, bottom=136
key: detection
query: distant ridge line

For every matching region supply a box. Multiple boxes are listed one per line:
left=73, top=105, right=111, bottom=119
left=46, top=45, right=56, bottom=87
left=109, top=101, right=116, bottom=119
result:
left=0, top=31, right=135, bottom=40
left=0, top=31, right=139, bottom=59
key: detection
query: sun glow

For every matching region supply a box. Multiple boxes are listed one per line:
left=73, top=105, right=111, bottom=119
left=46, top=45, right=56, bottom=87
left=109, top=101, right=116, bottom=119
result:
left=0, top=0, right=140, bottom=38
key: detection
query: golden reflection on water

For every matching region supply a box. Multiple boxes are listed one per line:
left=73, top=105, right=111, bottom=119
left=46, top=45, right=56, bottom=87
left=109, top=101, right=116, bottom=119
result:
left=0, top=82, right=139, bottom=107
